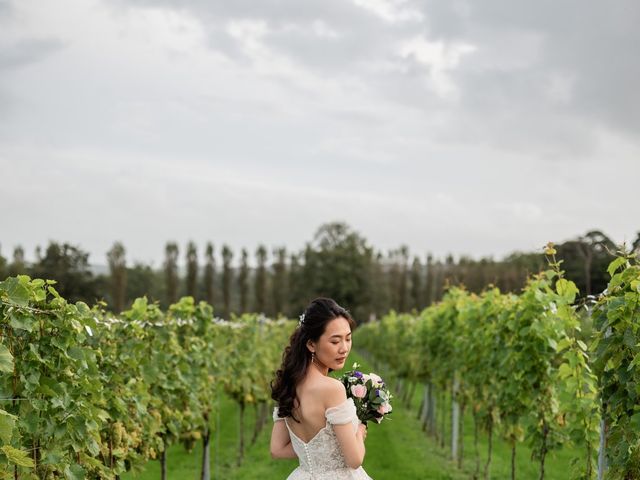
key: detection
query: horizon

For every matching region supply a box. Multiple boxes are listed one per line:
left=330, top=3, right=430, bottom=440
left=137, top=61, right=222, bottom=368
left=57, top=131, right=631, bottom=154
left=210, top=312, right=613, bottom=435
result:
left=1, top=224, right=632, bottom=270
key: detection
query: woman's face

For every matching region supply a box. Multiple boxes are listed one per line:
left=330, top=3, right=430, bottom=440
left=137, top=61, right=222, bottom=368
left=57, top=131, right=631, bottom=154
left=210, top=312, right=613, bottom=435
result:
left=310, top=316, right=352, bottom=371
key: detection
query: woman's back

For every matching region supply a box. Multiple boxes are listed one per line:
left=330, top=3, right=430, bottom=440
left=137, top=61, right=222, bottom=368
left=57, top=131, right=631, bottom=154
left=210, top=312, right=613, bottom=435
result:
left=270, top=297, right=373, bottom=479
left=276, top=400, right=369, bottom=479
left=287, top=375, right=340, bottom=443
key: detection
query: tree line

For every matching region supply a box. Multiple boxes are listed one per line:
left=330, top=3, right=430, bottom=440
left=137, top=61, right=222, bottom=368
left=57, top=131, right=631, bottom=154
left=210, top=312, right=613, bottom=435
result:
left=0, top=223, right=637, bottom=322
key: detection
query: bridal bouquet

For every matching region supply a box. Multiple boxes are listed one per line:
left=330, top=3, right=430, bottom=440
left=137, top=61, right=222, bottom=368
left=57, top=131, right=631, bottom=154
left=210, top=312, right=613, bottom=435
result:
left=339, top=363, right=393, bottom=425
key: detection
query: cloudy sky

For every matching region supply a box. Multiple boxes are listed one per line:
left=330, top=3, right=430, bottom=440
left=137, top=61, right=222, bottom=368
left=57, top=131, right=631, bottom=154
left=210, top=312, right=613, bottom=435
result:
left=1, top=0, right=639, bottom=267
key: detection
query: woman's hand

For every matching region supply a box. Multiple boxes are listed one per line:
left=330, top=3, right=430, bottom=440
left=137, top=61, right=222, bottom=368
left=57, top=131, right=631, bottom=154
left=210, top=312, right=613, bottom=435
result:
left=357, top=423, right=367, bottom=441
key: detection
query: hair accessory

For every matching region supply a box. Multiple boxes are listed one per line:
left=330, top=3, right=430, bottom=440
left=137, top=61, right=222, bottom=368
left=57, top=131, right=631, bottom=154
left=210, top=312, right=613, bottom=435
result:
left=298, top=312, right=305, bottom=327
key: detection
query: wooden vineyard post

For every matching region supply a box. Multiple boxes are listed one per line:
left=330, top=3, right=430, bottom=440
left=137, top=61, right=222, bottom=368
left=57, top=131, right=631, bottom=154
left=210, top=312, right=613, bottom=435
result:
left=597, top=416, right=606, bottom=480
left=451, top=376, right=460, bottom=462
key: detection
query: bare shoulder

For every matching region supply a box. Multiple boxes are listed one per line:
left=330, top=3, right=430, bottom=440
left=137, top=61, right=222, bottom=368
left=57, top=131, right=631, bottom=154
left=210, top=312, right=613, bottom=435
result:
left=317, top=376, right=347, bottom=409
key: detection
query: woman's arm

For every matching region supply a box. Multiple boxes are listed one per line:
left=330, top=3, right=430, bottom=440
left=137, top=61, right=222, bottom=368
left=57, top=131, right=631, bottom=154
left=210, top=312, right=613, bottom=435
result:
left=270, top=421, right=297, bottom=459
left=333, top=422, right=366, bottom=469
left=325, top=380, right=366, bottom=469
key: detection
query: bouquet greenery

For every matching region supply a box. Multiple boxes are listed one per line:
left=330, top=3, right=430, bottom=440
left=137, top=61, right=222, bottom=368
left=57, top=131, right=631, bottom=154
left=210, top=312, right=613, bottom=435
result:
left=339, top=363, right=393, bottom=426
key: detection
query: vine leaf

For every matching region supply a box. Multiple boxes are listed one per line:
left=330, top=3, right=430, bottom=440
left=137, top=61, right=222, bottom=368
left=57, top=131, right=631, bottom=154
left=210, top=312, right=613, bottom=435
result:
left=64, top=464, right=86, bottom=480
left=0, top=277, right=29, bottom=307
left=0, top=345, right=13, bottom=373
left=1, top=445, right=35, bottom=467
left=0, top=409, right=16, bottom=444
left=607, top=257, right=627, bottom=277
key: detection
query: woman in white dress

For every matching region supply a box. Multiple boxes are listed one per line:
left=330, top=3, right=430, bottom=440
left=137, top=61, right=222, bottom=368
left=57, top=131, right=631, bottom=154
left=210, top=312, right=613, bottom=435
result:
left=270, top=298, right=372, bottom=480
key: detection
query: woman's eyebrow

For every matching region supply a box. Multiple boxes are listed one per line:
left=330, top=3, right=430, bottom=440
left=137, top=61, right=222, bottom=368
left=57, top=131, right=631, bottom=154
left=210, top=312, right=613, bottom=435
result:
left=330, top=333, right=352, bottom=338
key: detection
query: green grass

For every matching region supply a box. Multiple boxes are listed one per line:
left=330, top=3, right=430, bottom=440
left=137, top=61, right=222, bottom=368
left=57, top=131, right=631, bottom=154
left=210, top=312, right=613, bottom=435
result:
left=361, top=350, right=586, bottom=480
left=123, top=351, right=586, bottom=479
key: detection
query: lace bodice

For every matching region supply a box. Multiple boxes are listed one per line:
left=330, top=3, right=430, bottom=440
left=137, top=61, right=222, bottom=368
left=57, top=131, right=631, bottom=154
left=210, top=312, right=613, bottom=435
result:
left=273, top=398, right=372, bottom=480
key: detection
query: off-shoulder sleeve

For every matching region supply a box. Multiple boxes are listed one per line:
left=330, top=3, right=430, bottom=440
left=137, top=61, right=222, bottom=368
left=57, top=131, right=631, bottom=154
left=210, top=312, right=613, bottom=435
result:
left=325, top=398, right=358, bottom=425
left=273, top=406, right=284, bottom=422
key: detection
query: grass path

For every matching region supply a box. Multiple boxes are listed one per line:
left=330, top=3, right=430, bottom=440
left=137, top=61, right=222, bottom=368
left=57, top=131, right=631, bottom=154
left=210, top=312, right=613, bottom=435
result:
left=123, top=351, right=581, bottom=479
left=122, top=351, right=467, bottom=480
left=229, top=351, right=468, bottom=480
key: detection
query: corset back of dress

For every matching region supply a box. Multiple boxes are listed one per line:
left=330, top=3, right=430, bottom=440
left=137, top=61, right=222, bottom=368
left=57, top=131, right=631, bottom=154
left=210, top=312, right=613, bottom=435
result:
left=274, top=397, right=372, bottom=479
left=286, top=421, right=350, bottom=475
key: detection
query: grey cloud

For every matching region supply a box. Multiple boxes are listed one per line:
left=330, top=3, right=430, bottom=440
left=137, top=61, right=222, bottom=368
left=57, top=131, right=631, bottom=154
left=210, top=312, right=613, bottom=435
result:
left=0, top=1, right=12, bottom=18
left=117, top=0, right=367, bottom=27
left=415, top=0, right=640, bottom=152
left=5, top=0, right=640, bottom=161
left=110, top=0, right=640, bottom=151
left=0, top=38, right=65, bottom=71
left=115, top=0, right=423, bottom=72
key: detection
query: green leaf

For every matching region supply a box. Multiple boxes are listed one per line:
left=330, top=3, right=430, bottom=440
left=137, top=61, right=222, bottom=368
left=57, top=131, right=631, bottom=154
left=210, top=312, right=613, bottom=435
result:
left=0, top=345, right=13, bottom=373
left=64, top=464, right=86, bottom=480
left=631, top=413, right=640, bottom=430
left=0, top=409, right=16, bottom=444
left=558, top=363, right=572, bottom=380
left=9, top=314, right=33, bottom=333
left=608, top=257, right=627, bottom=277
left=1, top=445, right=35, bottom=467
left=0, top=278, right=30, bottom=306
left=42, top=450, right=63, bottom=465
left=556, top=279, right=579, bottom=303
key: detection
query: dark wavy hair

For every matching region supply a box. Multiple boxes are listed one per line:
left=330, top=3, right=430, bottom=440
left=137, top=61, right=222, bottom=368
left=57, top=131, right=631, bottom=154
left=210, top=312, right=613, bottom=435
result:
left=271, top=297, right=356, bottom=422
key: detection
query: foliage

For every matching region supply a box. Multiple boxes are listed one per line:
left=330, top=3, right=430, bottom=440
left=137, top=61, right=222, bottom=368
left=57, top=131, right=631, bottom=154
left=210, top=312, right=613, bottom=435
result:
left=357, top=251, right=603, bottom=479
left=592, top=251, right=640, bottom=478
left=0, top=275, right=292, bottom=479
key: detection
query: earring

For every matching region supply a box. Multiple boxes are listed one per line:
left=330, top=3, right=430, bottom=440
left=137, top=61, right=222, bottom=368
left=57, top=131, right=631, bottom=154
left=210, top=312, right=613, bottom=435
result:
left=311, top=352, right=315, bottom=363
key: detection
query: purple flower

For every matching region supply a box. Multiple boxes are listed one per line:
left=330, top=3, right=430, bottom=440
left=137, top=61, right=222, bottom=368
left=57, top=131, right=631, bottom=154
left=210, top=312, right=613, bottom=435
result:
left=353, top=371, right=363, bottom=378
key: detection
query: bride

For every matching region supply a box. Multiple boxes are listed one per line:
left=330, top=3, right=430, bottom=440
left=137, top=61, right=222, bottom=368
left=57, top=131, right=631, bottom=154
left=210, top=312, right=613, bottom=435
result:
left=270, top=298, right=372, bottom=479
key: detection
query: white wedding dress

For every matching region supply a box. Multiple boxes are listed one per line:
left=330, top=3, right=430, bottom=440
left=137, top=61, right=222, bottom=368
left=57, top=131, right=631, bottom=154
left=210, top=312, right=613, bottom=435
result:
left=273, top=398, right=373, bottom=479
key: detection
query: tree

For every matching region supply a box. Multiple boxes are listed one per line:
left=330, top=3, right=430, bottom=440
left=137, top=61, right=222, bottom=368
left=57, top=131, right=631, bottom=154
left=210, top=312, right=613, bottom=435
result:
left=272, top=247, right=288, bottom=317
left=424, top=254, right=434, bottom=306
left=126, top=262, right=160, bottom=304
left=9, top=245, right=26, bottom=276
left=221, top=245, right=233, bottom=318
left=433, top=258, right=445, bottom=302
left=31, top=241, right=99, bottom=303
left=386, top=250, right=399, bottom=310
left=557, top=230, right=615, bottom=296
left=238, top=248, right=249, bottom=314
left=397, top=246, right=409, bottom=312
left=0, top=244, right=6, bottom=279
left=186, top=241, right=198, bottom=298
left=369, top=251, right=390, bottom=319
left=633, top=231, right=640, bottom=254
left=288, top=252, right=306, bottom=318
left=107, top=241, right=127, bottom=312
left=410, top=256, right=423, bottom=310
left=305, top=222, right=375, bottom=322
left=577, top=230, right=615, bottom=296
left=254, top=245, right=268, bottom=314
left=164, top=242, right=179, bottom=305
left=204, top=243, right=215, bottom=306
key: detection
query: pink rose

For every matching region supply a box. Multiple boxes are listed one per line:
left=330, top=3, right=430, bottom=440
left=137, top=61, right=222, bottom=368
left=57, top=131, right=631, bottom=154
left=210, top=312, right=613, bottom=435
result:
left=369, top=373, right=383, bottom=386
left=350, top=384, right=367, bottom=398
left=377, top=402, right=392, bottom=415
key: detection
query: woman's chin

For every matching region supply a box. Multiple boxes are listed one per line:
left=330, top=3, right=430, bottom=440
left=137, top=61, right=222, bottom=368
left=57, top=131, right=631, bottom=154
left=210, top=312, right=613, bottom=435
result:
left=333, top=358, right=347, bottom=370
